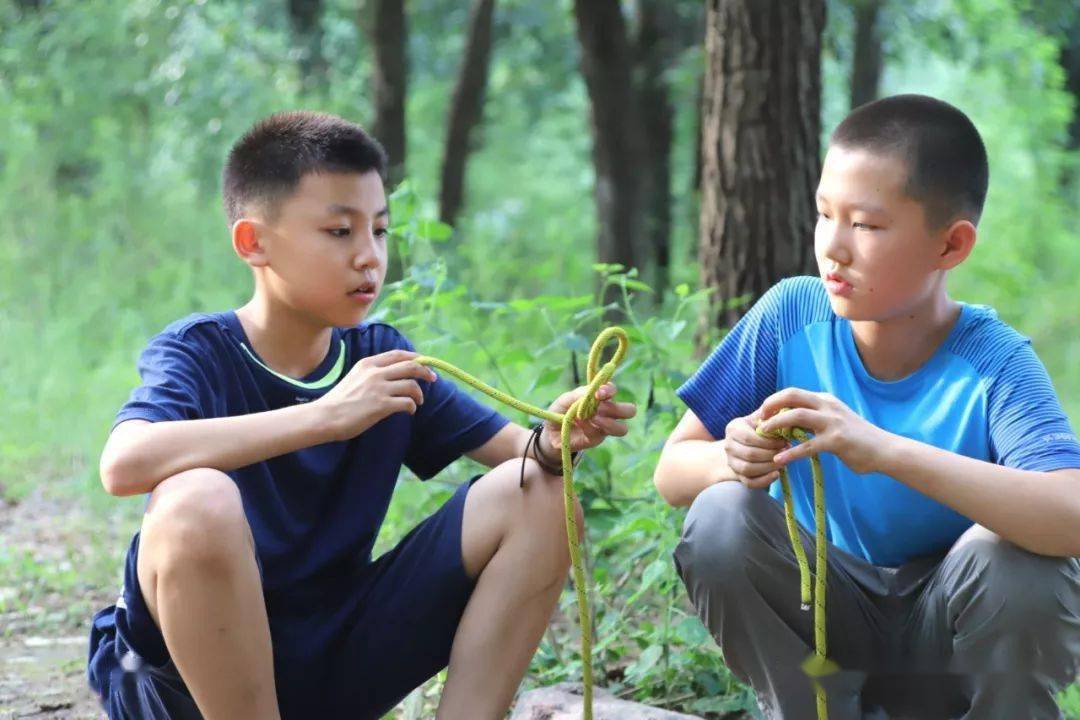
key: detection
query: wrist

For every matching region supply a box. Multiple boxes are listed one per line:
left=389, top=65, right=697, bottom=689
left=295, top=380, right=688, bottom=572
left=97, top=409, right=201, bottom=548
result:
left=535, top=424, right=579, bottom=471
left=868, top=429, right=904, bottom=475
left=305, top=399, right=343, bottom=444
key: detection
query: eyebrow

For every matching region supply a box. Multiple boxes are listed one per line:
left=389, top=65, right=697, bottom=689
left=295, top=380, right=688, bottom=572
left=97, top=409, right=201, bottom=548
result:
left=815, top=194, right=887, bottom=215
left=327, top=204, right=390, bottom=219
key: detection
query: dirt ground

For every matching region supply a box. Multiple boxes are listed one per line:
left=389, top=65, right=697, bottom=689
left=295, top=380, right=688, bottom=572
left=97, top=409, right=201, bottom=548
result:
left=0, top=483, right=128, bottom=719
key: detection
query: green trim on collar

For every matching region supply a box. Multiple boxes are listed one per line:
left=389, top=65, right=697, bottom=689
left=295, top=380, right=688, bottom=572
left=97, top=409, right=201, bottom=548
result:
left=240, top=339, right=346, bottom=390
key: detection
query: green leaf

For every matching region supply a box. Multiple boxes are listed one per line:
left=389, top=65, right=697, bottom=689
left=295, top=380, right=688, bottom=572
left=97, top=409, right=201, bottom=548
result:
left=418, top=219, right=453, bottom=241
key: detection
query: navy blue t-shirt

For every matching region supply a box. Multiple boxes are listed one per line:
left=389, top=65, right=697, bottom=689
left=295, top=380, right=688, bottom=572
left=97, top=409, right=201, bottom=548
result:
left=114, top=312, right=510, bottom=594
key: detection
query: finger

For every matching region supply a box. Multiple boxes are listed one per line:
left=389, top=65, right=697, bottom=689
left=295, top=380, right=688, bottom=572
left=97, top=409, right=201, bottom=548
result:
left=759, top=387, right=822, bottom=420
left=729, top=456, right=782, bottom=479
left=589, top=415, right=628, bottom=437
left=554, top=387, right=588, bottom=411
left=732, top=417, right=787, bottom=450
left=386, top=379, right=424, bottom=407
left=382, top=360, right=438, bottom=383
left=725, top=443, right=780, bottom=464
left=574, top=416, right=604, bottom=442
left=367, top=349, right=419, bottom=367
left=774, top=440, right=816, bottom=466
left=741, top=470, right=780, bottom=489
left=386, top=396, right=419, bottom=416
left=758, top=408, right=823, bottom=437
left=595, top=400, right=637, bottom=420
left=594, top=382, right=616, bottom=400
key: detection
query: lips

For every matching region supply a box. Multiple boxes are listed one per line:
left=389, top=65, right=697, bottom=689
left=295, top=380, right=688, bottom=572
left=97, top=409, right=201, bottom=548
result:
left=824, top=273, right=853, bottom=297
left=348, top=281, right=378, bottom=304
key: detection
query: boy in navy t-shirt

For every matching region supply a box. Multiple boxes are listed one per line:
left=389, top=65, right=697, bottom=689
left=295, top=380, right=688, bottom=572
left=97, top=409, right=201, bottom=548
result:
left=654, top=95, right=1080, bottom=718
left=86, top=111, right=636, bottom=720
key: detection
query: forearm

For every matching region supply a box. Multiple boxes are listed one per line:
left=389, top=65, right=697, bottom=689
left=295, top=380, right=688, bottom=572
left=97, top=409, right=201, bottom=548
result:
left=653, top=439, right=733, bottom=507
left=100, top=404, right=330, bottom=496
left=465, top=422, right=562, bottom=472
left=877, top=434, right=1080, bottom=557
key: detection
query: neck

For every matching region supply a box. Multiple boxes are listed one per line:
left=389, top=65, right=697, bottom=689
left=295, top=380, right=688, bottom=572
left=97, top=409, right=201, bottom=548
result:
left=235, top=291, right=334, bottom=380
left=849, top=289, right=961, bottom=381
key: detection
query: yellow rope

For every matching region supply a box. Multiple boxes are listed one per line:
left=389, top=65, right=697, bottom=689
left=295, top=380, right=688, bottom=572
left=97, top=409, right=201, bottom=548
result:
left=416, top=326, right=629, bottom=720
left=758, top=412, right=837, bottom=720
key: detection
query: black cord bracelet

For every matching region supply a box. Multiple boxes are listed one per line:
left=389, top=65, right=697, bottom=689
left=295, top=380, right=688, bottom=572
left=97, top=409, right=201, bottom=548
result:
left=520, top=423, right=580, bottom=487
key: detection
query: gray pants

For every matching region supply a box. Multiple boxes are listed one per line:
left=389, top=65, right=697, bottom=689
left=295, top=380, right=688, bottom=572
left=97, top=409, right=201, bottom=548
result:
left=673, top=482, right=1080, bottom=720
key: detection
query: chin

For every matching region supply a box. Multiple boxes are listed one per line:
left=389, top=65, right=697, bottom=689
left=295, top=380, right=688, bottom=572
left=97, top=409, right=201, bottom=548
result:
left=827, top=296, right=865, bottom=321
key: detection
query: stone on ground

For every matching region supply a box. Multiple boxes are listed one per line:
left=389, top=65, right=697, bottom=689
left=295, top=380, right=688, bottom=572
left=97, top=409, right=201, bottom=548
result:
left=511, top=683, right=704, bottom=720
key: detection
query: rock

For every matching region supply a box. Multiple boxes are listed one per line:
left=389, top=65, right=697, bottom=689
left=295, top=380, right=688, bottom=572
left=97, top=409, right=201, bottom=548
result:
left=511, top=683, right=704, bottom=720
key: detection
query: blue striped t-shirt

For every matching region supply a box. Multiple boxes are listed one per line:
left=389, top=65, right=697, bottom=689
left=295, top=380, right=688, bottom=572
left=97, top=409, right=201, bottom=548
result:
left=677, top=276, right=1080, bottom=567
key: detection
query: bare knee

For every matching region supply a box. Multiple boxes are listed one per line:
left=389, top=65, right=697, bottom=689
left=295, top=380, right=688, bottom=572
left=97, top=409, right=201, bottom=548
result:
left=141, top=468, right=251, bottom=573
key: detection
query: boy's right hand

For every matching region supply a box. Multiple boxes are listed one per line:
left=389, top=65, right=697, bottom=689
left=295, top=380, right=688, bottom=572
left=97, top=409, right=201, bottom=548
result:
left=315, top=350, right=438, bottom=442
left=723, top=410, right=789, bottom=489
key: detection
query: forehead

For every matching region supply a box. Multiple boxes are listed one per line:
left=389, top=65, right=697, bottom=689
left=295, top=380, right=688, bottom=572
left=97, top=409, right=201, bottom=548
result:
left=817, top=146, right=909, bottom=208
left=284, top=170, right=387, bottom=217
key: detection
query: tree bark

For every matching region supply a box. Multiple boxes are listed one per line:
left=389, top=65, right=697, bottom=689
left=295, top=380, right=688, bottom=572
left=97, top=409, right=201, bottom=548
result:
left=849, top=0, right=883, bottom=109
left=698, top=0, right=825, bottom=337
left=635, top=0, right=676, bottom=298
left=438, top=0, right=497, bottom=228
left=367, top=0, right=408, bottom=187
left=573, top=0, right=644, bottom=290
left=288, top=0, right=326, bottom=90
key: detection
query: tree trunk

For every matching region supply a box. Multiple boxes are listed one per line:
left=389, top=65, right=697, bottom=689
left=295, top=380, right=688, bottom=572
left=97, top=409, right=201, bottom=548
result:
left=698, top=0, right=825, bottom=338
left=367, top=0, right=408, bottom=187
left=573, top=0, right=644, bottom=295
left=438, top=0, right=497, bottom=229
left=288, top=0, right=326, bottom=90
left=635, top=0, right=675, bottom=298
left=849, top=0, right=883, bottom=109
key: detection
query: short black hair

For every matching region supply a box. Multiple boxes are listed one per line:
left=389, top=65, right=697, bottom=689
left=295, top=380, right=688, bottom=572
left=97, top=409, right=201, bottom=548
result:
left=222, top=111, right=387, bottom=226
left=830, top=94, right=989, bottom=228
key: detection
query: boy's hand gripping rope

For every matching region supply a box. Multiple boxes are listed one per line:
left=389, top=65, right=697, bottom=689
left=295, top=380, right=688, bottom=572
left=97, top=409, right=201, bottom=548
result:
left=415, top=326, right=629, bottom=720
left=757, top=412, right=838, bottom=720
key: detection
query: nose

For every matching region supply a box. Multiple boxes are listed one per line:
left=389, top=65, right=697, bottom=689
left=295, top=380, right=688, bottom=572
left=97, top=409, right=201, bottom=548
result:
left=817, top=217, right=852, bottom=268
left=351, top=226, right=382, bottom=270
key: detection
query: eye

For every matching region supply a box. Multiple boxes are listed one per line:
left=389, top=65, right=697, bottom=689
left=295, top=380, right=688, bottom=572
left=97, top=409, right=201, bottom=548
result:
left=327, top=227, right=351, bottom=238
left=817, top=211, right=832, bottom=221
left=852, top=222, right=879, bottom=231
left=374, top=227, right=389, bottom=239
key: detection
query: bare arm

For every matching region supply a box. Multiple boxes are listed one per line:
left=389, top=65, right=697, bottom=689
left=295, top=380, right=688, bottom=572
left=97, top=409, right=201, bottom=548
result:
left=100, top=349, right=434, bottom=497
left=465, top=422, right=534, bottom=469
left=757, top=387, right=1080, bottom=558
left=877, top=436, right=1080, bottom=557
left=653, top=411, right=728, bottom=507
left=100, top=407, right=331, bottom=496
left=654, top=408, right=789, bottom=507
left=466, top=382, right=635, bottom=469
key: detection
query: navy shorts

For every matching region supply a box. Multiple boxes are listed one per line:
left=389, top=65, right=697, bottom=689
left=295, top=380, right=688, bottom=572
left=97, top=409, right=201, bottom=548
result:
left=88, top=477, right=479, bottom=719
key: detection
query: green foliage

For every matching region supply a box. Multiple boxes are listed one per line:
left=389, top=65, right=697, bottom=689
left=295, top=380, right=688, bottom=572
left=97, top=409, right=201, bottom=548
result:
left=0, top=0, right=1077, bottom=714
left=370, top=186, right=750, bottom=710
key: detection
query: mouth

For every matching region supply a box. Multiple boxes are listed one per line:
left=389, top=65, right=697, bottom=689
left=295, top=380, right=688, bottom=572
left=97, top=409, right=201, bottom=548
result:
left=347, top=281, right=378, bottom=305
left=824, top=273, right=854, bottom=297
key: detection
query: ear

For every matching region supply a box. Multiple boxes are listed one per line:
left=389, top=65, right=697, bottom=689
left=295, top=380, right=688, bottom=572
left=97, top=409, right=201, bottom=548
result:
left=232, top=219, right=270, bottom=268
left=937, top=219, right=976, bottom=271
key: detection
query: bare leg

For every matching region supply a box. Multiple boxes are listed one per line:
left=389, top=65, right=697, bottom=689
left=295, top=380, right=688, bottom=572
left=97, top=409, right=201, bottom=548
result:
left=137, top=468, right=281, bottom=720
left=436, top=459, right=583, bottom=720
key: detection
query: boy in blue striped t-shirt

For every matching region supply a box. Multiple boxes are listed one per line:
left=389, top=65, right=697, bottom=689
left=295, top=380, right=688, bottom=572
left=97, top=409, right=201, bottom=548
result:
left=654, top=95, right=1080, bottom=719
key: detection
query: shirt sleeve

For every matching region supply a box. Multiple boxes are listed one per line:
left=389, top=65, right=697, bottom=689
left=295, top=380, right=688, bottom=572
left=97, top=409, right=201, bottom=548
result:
left=987, top=342, right=1080, bottom=472
left=113, top=329, right=219, bottom=427
left=675, top=281, right=786, bottom=440
left=391, top=333, right=511, bottom=480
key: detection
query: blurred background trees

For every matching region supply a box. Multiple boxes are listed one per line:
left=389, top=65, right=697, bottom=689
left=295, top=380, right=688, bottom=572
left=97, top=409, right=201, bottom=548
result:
left=1, top=0, right=1077, bottom=714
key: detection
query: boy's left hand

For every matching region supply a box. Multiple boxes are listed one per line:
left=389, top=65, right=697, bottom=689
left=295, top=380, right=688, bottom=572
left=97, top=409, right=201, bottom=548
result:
left=755, top=388, right=888, bottom=474
left=543, top=383, right=637, bottom=454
